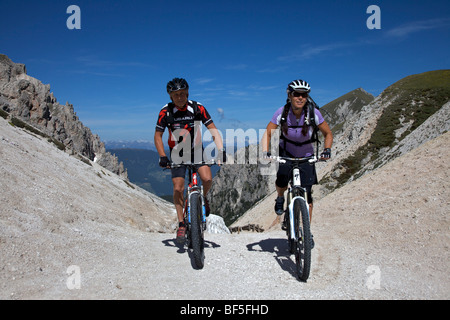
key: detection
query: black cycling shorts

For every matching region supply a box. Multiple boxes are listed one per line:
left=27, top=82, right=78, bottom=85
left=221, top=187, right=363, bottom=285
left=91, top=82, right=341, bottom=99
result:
left=275, top=161, right=318, bottom=190
left=171, top=164, right=208, bottom=179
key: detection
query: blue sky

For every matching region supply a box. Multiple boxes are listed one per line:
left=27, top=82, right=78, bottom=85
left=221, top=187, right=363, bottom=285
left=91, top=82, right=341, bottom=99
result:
left=1, top=0, right=449, bottom=144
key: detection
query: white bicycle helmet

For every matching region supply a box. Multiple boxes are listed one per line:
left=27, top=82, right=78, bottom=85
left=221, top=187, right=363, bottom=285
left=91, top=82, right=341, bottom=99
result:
left=287, top=79, right=311, bottom=94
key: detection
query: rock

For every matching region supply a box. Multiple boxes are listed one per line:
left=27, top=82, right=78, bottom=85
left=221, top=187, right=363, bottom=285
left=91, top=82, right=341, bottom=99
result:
left=0, top=54, right=127, bottom=179
left=206, top=214, right=231, bottom=234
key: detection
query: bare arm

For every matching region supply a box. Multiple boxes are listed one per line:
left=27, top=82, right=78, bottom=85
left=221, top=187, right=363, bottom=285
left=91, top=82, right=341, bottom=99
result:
left=261, top=122, right=278, bottom=153
left=318, top=121, right=333, bottom=150
left=154, top=130, right=167, bottom=158
left=206, top=122, right=224, bottom=151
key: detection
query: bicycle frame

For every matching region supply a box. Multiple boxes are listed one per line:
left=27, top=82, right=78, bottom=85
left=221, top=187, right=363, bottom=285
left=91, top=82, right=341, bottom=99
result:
left=272, top=156, right=317, bottom=241
left=169, top=160, right=217, bottom=231
left=288, top=167, right=309, bottom=242
left=270, top=155, right=319, bottom=281
left=184, top=167, right=206, bottom=230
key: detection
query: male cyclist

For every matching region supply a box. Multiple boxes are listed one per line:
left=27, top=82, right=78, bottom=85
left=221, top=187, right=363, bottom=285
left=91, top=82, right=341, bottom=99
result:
left=261, top=79, right=333, bottom=247
left=154, top=78, right=225, bottom=244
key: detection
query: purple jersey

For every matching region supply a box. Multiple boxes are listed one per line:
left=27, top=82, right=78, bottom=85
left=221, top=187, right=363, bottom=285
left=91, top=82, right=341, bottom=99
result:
left=270, top=106, right=324, bottom=157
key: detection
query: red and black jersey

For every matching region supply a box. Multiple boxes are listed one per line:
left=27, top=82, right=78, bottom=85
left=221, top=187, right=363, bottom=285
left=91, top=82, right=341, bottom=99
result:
left=155, top=100, right=213, bottom=149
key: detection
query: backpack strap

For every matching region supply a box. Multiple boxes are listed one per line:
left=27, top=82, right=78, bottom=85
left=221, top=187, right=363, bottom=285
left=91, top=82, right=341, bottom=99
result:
left=280, top=102, right=290, bottom=128
left=190, top=100, right=202, bottom=121
left=279, top=97, right=321, bottom=157
left=166, top=103, right=175, bottom=131
left=166, top=100, right=201, bottom=131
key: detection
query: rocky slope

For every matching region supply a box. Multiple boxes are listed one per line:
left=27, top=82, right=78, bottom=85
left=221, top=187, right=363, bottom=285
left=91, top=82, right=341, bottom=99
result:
left=232, top=98, right=450, bottom=230
left=211, top=70, right=450, bottom=226
left=318, top=70, right=450, bottom=192
left=206, top=85, right=372, bottom=225
left=320, top=87, right=375, bottom=131
left=207, top=144, right=276, bottom=225
left=0, top=54, right=127, bottom=178
left=230, top=131, right=449, bottom=299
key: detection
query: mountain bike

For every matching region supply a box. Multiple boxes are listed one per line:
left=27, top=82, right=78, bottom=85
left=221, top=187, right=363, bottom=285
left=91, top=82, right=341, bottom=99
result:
left=271, top=155, right=319, bottom=282
left=168, top=160, right=217, bottom=269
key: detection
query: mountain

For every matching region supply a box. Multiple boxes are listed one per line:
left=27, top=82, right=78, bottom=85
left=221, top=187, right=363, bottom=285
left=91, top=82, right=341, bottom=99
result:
left=1, top=60, right=448, bottom=299
left=320, top=88, right=375, bottom=133
left=207, top=88, right=376, bottom=226
left=209, top=70, right=450, bottom=226
left=2, top=100, right=448, bottom=299
left=0, top=110, right=177, bottom=232
left=107, top=148, right=173, bottom=197
left=207, top=145, right=276, bottom=225
left=108, top=148, right=222, bottom=200
left=0, top=54, right=127, bottom=178
left=105, top=140, right=156, bottom=150
left=318, top=70, right=450, bottom=193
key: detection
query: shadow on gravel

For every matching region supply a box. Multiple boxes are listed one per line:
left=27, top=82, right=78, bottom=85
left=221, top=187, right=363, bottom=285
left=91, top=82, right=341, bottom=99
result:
left=246, top=238, right=297, bottom=279
left=161, top=238, right=221, bottom=269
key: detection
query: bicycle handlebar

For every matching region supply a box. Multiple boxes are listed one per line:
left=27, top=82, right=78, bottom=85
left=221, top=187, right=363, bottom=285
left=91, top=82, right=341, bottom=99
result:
left=167, top=159, right=219, bottom=169
left=268, top=155, right=322, bottom=164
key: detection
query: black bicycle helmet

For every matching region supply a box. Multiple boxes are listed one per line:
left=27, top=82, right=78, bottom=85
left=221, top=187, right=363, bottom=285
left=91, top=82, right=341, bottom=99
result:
left=287, top=79, right=311, bottom=94
left=167, top=78, right=189, bottom=93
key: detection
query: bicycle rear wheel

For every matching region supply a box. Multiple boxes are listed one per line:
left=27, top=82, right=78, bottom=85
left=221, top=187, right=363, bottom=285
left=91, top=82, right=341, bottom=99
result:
left=293, top=198, right=312, bottom=281
left=189, top=192, right=205, bottom=269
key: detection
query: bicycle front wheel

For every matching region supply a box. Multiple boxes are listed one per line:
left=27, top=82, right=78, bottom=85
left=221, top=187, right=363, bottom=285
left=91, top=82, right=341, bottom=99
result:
left=286, top=191, right=295, bottom=254
left=189, top=192, right=205, bottom=269
left=293, top=198, right=312, bottom=281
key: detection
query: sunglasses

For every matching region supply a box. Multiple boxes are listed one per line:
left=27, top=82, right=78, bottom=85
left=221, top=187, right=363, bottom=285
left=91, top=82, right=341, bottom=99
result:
left=291, top=91, right=309, bottom=98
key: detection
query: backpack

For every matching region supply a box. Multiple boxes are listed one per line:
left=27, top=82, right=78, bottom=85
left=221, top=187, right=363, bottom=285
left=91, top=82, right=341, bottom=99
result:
left=279, top=96, right=321, bottom=157
left=165, top=100, right=202, bottom=131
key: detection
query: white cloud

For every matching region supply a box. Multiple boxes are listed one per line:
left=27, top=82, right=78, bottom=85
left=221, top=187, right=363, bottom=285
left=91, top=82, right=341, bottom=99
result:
left=385, top=18, right=450, bottom=38
left=277, top=42, right=350, bottom=61
left=195, top=77, right=215, bottom=85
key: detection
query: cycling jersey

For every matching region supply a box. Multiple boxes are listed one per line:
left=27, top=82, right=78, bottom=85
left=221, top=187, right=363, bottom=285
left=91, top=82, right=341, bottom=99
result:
left=156, top=100, right=213, bottom=151
left=271, top=106, right=324, bottom=157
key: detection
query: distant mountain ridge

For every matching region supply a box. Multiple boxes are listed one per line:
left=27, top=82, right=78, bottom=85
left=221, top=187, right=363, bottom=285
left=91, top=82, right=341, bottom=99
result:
left=107, top=148, right=172, bottom=197
left=108, top=148, right=221, bottom=200
left=105, top=140, right=156, bottom=150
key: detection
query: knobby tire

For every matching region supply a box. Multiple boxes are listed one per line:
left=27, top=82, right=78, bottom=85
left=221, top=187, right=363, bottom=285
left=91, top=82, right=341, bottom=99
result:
left=293, top=198, right=312, bottom=282
left=189, top=193, right=205, bottom=269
